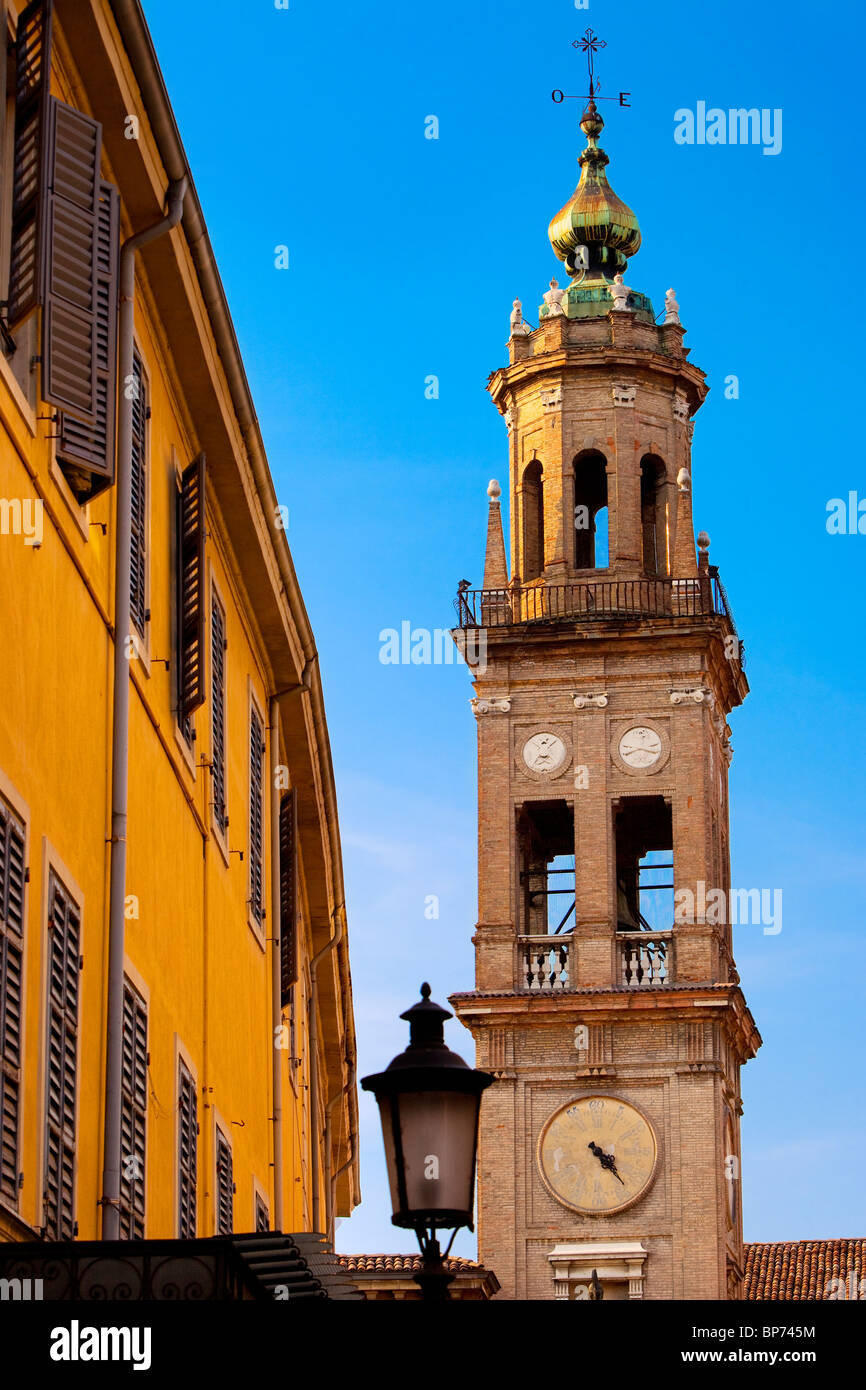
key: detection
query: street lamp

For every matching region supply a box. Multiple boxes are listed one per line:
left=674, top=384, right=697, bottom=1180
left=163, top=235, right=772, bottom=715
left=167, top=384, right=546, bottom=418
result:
left=361, top=983, right=493, bottom=1300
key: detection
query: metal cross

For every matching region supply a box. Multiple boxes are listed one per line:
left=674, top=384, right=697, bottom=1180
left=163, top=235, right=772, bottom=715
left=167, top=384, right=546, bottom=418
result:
left=551, top=29, right=631, bottom=108
left=574, top=27, right=606, bottom=100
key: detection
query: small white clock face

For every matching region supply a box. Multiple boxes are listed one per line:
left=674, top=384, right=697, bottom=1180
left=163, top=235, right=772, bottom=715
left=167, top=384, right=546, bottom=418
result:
left=523, top=732, right=567, bottom=774
left=618, top=726, right=662, bottom=769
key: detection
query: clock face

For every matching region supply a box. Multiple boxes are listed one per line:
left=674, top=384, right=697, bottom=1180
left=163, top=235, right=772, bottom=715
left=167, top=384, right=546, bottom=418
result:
left=618, top=725, right=662, bottom=769
left=523, top=732, right=567, bottom=774
left=538, top=1096, right=658, bottom=1215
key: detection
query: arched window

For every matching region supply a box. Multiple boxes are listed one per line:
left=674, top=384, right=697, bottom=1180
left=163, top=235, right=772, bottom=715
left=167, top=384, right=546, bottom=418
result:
left=573, top=451, right=608, bottom=569
left=640, top=454, right=666, bottom=575
left=522, top=461, right=544, bottom=580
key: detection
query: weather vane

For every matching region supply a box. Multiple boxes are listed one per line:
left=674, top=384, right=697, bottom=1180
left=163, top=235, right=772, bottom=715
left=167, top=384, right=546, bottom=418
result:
left=552, top=27, right=631, bottom=108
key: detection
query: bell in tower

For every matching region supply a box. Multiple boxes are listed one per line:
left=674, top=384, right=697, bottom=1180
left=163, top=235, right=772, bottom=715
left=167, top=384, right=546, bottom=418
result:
left=450, top=41, right=760, bottom=1303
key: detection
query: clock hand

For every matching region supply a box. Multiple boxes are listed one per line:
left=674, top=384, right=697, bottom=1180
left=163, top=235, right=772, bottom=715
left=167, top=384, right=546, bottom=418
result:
left=587, top=1140, right=625, bottom=1184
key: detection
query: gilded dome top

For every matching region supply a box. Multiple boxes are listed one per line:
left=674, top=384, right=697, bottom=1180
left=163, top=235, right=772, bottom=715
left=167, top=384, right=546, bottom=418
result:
left=548, top=101, right=642, bottom=269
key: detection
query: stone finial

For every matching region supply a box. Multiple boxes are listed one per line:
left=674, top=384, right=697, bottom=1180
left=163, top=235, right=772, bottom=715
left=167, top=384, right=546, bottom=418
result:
left=543, top=277, right=565, bottom=316
left=665, top=288, right=681, bottom=324
left=697, top=531, right=710, bottom=552
left=510, top=298, right=531, bottom=337
left=677, top=466, right=691, bottom=492
left=610, top=273, right=632, bottom=312
left=483, top=477, right=509, bottom=590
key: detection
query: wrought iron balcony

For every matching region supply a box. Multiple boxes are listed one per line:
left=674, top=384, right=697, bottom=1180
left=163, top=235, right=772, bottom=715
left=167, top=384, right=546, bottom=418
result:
left=454, top=572, right=741, bottom=653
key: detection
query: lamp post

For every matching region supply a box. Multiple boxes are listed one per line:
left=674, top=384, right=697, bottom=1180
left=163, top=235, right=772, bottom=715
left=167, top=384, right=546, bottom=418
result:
left=361, top=983, right=493, bottom=1301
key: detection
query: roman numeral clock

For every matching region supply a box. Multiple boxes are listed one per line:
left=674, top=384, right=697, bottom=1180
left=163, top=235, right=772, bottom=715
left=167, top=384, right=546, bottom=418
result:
left=449, top=34, right=760, bottom=1302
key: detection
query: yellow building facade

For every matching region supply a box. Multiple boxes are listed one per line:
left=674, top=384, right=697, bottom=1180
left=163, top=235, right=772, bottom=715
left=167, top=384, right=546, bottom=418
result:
left=0, top=0, right=357, bottom=1252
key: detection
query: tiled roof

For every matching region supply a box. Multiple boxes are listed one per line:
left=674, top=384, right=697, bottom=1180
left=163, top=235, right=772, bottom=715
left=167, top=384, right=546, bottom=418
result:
left=744, top=1240, right=866, bottom=1300
left=338, top=1253, right=483, bottom=1273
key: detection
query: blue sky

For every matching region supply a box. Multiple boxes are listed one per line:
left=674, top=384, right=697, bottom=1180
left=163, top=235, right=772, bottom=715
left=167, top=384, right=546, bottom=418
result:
left=142, top=0, right=866, bottom=1255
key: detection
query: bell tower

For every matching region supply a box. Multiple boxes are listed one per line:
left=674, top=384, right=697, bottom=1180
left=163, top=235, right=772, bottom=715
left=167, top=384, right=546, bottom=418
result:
left=451, top=83, right=760, bottom=1301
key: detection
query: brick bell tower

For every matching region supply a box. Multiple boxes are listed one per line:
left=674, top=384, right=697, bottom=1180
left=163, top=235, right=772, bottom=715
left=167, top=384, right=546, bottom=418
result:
left=450, top=92, right=760, bottom=1301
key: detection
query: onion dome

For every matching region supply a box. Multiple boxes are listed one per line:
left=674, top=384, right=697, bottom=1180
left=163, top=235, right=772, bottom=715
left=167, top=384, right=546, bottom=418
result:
left=548, top=101, right=641, bottom=274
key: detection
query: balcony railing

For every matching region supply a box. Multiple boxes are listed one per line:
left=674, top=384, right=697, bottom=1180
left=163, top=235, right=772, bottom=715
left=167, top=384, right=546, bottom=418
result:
left=517, top=930, right=674, bottom=991
left=617, top=931, right=672, bottom=987
left=519, top=934, right=572, bottom=991
left=454, top=572, right=740, bottom=650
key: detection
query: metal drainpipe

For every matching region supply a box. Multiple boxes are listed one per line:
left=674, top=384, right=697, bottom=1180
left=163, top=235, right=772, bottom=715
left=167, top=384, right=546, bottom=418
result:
left=325, top=1061, right=355, bottom=1244
left=268, top=695, right=284, bottom=1232
left=309, top=905, right=344, bottom=1233
left=100, top=178, right=188, bottom=1240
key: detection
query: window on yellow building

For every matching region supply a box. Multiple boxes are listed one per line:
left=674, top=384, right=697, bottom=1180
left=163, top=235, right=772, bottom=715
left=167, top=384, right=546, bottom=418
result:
left=176, top=453, right=207, bottom=746
left=1, top=1, right=120, bottom=499
left=130, top=349, right=148, bottom=638
left=255, top=1192, right=269, bottom=1233
left=0, top=795, right=26, bottom=1208
left=249, top=705, right=265, bottom=925
left=177, top=1059, right=197, bottom=1238
left=279, top=788, right=298, bottom=1004
left=210, top=588, right=228, bottom=837
left=215, top=1127, right=233, bottom=1235
left=119, top=980, right=147, bottom=1240
left=43, top=869, right=80, bottom=1240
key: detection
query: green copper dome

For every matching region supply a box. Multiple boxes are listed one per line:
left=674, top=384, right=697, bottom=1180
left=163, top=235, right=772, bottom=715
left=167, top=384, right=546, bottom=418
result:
left=548, top=102, right=642, bottom=270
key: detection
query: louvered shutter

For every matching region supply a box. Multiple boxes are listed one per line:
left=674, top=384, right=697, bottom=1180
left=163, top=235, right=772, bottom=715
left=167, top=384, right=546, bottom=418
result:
left=119, top=981, right=147, bottom=1239
left=129, top=352, right=147, bottom=635
left=178, top=455, right=206, bottom=718
left=177, top=1061, right=197, bottom=1238
left=56, top=182, right=119, bottom=501
left=215, top=1130, right=233, bottom=1235
left=255, top=1193, right=269, bottom=1233
left=41, top=98, right=102, bottom=423
left=0, top=803, right=26, bottom=1204
left=44, top=872, right=79, bottom=1240
left=249, top=709, right=264, bottom=923
left=210, top=592, right=227, bottom=833
left=6, top=0, right=53, bottom=329
left=279, top=788, right=298, bottom=1005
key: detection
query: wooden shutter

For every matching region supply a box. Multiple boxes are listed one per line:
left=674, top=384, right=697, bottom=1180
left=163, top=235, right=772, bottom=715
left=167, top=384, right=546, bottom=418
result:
left=215, top=1129, right=233, bottom=1235
left=130, top=351, right=147, bottom=635
left=0, top=802, right=26, bottom=1204
left=119, top=981, right=147, bottom=1239
left=56, top=182, right=119, bottom=501
left=255, top=1193, right=269, bottom=1233
left=6, top=0, right=53, bottom=329
left=44, top=871, right=80, bottom=1240
left=41, top=98, right=102, bottom=423
left=178, top=455, right=206, bottom=718
left=249, top=708, right=265, bottom=923
left=177, top=1060, right=197, bottom=1238
left=210, top=592, right=227, bottom=833
left=279, top=788, right=298, bottom=1005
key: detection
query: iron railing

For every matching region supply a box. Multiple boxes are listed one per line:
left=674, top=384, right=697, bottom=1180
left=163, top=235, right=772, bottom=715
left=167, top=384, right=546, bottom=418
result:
left=454, top=571, right=740, bottom=647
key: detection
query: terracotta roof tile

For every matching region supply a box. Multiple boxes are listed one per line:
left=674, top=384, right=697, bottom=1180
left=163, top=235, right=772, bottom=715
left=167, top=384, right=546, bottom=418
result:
left=744, top=1239, right=866, bottom=1300
left=337, top=1254, right=482, bottom=1273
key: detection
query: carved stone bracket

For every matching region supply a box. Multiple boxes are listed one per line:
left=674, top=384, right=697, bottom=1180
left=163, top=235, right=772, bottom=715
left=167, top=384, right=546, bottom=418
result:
left=504, top=408, right=514, bottom=434
left=673, top=390, right=690, bottom=423
left=540, top=385, right=562, bottom=413
left=670, top=688, right=714, bottom=707
left=573, top=692, right=609, bottom=709
left=471, top=697, right=511, bottom=715
left=612, top=384, right=636, bottom=408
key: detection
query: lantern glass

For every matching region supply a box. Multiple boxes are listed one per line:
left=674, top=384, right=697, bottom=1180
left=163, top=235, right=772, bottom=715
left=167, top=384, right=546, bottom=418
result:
left=378, top=1087, right=481, bottom=1228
